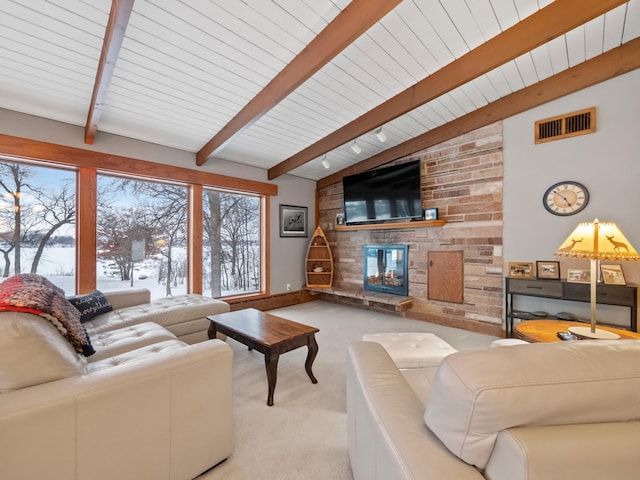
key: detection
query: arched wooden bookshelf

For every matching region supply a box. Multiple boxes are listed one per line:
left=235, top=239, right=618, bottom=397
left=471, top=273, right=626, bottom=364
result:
left=305, top=226, right=334, bottom=288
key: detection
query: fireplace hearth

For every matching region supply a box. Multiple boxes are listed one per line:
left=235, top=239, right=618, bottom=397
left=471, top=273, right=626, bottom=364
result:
left=363, top=244, right=409, bottom=296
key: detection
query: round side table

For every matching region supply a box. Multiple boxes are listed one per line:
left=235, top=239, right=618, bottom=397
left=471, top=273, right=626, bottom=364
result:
left=513, top=319, right=640, bottom=343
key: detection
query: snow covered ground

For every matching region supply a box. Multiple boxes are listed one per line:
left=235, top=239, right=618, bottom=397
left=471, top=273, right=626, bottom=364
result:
left=1, top=246, right=187, bottom=298
left=1, top=245, right=257, bottom=299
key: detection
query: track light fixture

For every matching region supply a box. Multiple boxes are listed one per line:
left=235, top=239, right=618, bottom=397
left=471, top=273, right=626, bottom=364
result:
left=375, top=127, right=387, bottom=142
left=351, top=140, right=362, bottom=154
left=321, top=155, right=330, bottom=169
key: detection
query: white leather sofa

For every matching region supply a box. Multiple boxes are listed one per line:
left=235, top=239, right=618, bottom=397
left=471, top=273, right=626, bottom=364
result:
left=76, top=288, right=230, bottom=344
left=0, top=288, right=234, bottom=480
left=347, top=339, right=640, bottom=480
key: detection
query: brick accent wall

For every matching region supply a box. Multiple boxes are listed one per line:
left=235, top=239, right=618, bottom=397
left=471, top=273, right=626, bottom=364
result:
left=317, top=122, right=504, bottom=336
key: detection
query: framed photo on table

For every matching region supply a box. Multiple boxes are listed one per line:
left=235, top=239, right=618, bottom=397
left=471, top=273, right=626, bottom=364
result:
left=279, top=204, right=308, bottom=237
left=424, top=207, right=438, bottom=220
left=567, top=269, right=591, bottom=283
left=536, top=261, right=560, bottom=279
left=601, top=264, right=626, bottom=285
left=508, top=262, right=534, bottom=278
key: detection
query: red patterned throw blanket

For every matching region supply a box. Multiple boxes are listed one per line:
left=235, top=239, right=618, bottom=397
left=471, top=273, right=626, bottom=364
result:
left=0, top=274, right=95, bottom=356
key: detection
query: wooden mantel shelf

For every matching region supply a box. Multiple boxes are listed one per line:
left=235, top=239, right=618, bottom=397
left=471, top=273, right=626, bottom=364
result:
left=305, top=286, right=413, bottom=312
left=335, top=219, right=446, bottom=231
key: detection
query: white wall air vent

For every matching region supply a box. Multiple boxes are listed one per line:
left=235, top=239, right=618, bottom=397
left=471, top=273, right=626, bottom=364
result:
left=535, top=107, right=596, bottom=144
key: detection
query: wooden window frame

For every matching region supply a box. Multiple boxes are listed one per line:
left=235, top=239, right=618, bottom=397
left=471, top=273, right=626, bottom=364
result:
left=0, top=134, right=277, bottom=297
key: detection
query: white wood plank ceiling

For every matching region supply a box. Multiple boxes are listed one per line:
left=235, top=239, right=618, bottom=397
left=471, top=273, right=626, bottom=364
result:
left=0, top=0, right=638, bottom=181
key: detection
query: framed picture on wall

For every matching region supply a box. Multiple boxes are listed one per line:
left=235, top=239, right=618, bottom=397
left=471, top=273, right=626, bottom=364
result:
left=279, top=204, right=308, bottom=237
left=601, top=264, right=626, bottom=285
left=536, top=261, right=560, bottom=279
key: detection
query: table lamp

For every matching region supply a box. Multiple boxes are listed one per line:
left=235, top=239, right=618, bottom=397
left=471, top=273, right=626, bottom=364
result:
left=555, top=219, right=640, bottom=339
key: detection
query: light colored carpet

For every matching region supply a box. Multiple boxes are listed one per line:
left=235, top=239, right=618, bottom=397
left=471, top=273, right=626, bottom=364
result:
left=198, top=300, right=499, bottom=480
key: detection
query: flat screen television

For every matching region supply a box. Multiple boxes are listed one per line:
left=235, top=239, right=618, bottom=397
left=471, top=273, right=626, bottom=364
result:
left=342, top=160, right=422, bottom=225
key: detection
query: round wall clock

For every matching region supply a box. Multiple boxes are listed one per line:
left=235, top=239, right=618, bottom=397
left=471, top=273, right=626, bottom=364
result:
left=543, top=181, right=589, bottom=216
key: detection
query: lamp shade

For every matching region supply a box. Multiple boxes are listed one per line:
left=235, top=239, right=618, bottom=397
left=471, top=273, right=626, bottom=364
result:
left=555, top=219, right=640, bottom=261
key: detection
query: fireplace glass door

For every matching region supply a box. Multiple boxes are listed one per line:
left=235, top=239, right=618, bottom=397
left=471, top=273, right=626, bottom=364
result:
left=364, top=245, right=409, bottom=296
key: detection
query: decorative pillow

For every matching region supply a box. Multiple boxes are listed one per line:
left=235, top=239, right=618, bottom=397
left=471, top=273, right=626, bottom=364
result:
left=0, top=274, right=95, bottom=357
left=68, top=290, right=113, bottom=323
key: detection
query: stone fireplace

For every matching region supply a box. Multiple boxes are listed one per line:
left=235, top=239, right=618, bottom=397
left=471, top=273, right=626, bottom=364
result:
left=316, top=123, right=503, bottom=336
left=363, top=244, right=409, bottom=296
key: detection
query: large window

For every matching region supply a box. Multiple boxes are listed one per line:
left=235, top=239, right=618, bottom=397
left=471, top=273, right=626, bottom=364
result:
left=0, top=139, right=275, bottom=299
left=97, top=175, right=188, bottom=299
left=203, top=189, right=261, bottom=297
left=0, top=160, right=76, bottom=291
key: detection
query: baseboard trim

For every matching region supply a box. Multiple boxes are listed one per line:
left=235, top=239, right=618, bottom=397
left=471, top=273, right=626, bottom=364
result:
left=405, top=310, right=502, bottom=337
left=225, top=290, right=503, bottom=337
left=227, top=290, right=316, bottom=311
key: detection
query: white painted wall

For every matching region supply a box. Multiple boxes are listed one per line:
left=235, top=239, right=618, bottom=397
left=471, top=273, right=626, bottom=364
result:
left=0, top=109, right=315, bottom=294
left=503, top=69, right=640, bottom=326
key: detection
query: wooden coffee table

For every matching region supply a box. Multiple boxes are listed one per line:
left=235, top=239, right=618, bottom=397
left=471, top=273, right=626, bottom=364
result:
left=514, top=319, right=640, bottom=343
left=207, top=308, right=319, bottom=406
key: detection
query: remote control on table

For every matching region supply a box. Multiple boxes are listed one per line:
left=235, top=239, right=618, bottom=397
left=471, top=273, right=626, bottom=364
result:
left=557, top=331, right=578, bottom=341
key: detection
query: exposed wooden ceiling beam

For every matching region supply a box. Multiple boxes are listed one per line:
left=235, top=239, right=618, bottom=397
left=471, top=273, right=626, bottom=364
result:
left=196, top=0, right=401, bottom=166
left=269, top=0, right=628, bottom=180
left=84, top=0, right=134, bottom=145
left=316, top=37, right=640, bottom=190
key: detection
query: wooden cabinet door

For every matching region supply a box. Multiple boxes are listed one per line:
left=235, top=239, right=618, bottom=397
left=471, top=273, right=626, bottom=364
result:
left=428, top=251, right=463, bottom=303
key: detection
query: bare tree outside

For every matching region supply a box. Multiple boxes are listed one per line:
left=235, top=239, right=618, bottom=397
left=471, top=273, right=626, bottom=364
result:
left=0, top=161, right=76, bottom=288
left=128, top=181, right=187, bottom=297
left=96, top=175, right=187, bottom=298
left=0, top=196, right=16, bottom=278
left=203, top=189, right=260, bottom=297
left=203, top=191, right=225, bottom=297
left=97, top=205, right=154, bottom=282
left=0, top=162, right=30, bottom=275
left=29, top=181, right=75, bottom=273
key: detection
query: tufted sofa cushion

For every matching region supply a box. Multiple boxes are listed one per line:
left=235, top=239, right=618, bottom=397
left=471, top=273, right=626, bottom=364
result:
left=0, top=311, right=88, bottom=393
left=362, top=332, right=457, bottom=369
left=88, top=339, right=187, bottom=373
left=83, top=294, right=229, bottom=340
left=424, top=340, right=640, bottom=470
left=89, top=322, right=178, bottom=362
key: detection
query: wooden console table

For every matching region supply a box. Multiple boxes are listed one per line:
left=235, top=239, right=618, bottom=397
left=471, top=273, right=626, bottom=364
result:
left=505, top=277, right=638, bottom=337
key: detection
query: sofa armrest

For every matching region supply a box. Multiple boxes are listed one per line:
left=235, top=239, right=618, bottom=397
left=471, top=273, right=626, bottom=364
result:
left=425, top=340, right=640, bottom=470
left=0, top=339, right=233, bottom=480
left=102, top=288, right=151, bottom=310
left=347, top=342, right=484, bottom=480
left=485, top=422, right=640, bottom=480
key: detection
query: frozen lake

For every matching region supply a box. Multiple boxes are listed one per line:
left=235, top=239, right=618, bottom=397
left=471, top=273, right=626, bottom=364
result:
left=0, top=245, right=254, bottom=299
left=1, top=246, right=187, bottom=298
